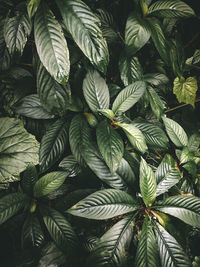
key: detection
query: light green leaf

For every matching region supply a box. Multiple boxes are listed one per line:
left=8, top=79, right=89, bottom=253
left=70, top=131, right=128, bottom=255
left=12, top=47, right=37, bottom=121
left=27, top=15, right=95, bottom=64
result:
left=173, top=76, right=198, bottom=107
left=33, top=172, right=69, bottom=198
left=180, top=147, right=194, bottom=164
left=140, top=158, right=157, bottom=207
left=34, top=1, right=70, bottom=84
left=67, top=189, right=138, bottom=220
left=112, top=81, right=146, bottom=114
left=162, top=116, right=188, bottom=147
left=97, top=109, right=114, bottom=120
left=56, top=0, right=109, bottom=73
left=148, top=86, right=165, bottom=119
left=27, top=0, right=40, bottom=18
left=0, top=117, right=39, bottom=183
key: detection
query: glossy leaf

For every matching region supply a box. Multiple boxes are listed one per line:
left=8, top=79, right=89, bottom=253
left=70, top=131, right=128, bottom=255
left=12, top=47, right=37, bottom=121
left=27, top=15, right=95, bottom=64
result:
left=144, top=73, right=169, bottom=86
left=148, top=86, right=165, bottom=119
left=67, top=189, right=138, bottom=220
left=59, top=155, right=81, bottom=177
left=27, top=0, right=40, bottom=18
left=34, top=1, right=70, bottom=84
left=97, top=109, right=114, bottom=120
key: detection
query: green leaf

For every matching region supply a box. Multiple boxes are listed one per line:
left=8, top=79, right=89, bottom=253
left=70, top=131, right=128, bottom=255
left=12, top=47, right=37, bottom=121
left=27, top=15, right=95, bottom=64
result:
left=148, top=0, right=195, bottom=18
left=188, top=133, right=200, bottom=152
left=34, top=1, right=70, bottom=84
left=173, top=76, right=198, bottom=107
left=155, top=154, right=181, bottom=196
left=83, top=69, right=110, bottom=113
left=180, top=147, right=194, bottom=164
left=67, top=189, right=138, bottom=220
left=59, top=155, right=81, bottom=177
left=56, top=0, right=109, bottom=73
left=27, top=0, right=40, bottom=18
left=154, top=222, right=191, bottom=266
left=162, top=116, right=188, bottom=147
left=135, top=217, right=159, bottom=267
left=39, top=119, right=70, bottom=173
left=97, top=109, right=114, bottom=120
left=125, top=12, right=151, bottom=56
left=22, top=213, right=44, bottom=249
left=112, top=81, right=146, bottom=114
left=33, top=172, right=69, bottom=198
left=21, top=164, right=38, bottom=196
left=0, top=117, right=39, bottom=183
left=0, top=20, right=11, bottom=71
left=15, top=94, right=53, bottom=119
left=0, top=193, right=29, bottom=225
left=144, top=73, right=169, bottom=86
left=154, top=195, right=200, bottom=227
left=96, top=121, right=124, bottom=173
left=140, top=158, right=157, bottom=207
left=147, top=86, right=165, bottom=119
left=117, top=123, right=148, bottom=153
left=87, top=215, right=135, bottom=266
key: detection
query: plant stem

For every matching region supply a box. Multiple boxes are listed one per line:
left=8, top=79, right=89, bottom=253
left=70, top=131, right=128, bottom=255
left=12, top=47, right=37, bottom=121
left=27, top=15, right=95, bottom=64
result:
left=165, top=98, right=200, bottom=113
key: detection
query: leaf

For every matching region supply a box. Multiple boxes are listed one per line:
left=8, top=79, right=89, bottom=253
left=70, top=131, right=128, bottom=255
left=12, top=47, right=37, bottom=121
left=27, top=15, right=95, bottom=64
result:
left=117, top=123, right=148, bottom=153
left=0, top=193, right=29, bottom=225
left=87, top=215, right=135, bottom=266
left=96, top=121, right=124, bottom=173
left=15, top=94, right=53, bottom=119
left=112, top=81, right=146, bottom=114
left=140, top=158, right=157, bottom=207
left=83, top=69, right=110, bottom=113
left=180, top=147, right=194, bottom=164
left=155, top=154, right=181, bottom=196
left=67, top=189, right=138, bottom=220
left=144, top=73, right=169, bottom=86
left=56, top=0, right=109, bottom=73
left=97, top=109, right=114, bottom=120
left=147, top=86, right=165, bottom=119
left=22, top=213, right=45, bottom=249
left=21, top=164, right=38, bottom=196
left=125, top=12, right=151, bottom=56
left=59, top=155, right=81, bottom=177
left=0, top=117, right=39, bottom=183
left=34, top=1, right=70, bottom=84
left=4, top=12, right=32, bottom=58
left=135, top=217, right=159, bottom=267
left=0, top=20, right=11, bottom=71
left=27, top=0, right=40, bottom=18
left=162, top=116, right=188, bottom=147
left=154, top=222, right=191, bottom=266
left=153, top=195, right=200, bottom=227
left=33, top=172, right=69, bottom=198
left=39, top=119, right=70, bottom=173
left=188, top=133, right=200, bottom=152
left=148, top=0, right=195, bottom=18
left=173, top=76, right=198, bottom=107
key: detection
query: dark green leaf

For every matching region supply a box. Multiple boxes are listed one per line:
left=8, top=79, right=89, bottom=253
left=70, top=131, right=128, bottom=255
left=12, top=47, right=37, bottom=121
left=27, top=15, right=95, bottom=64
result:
left=147, top=86, right=165, bottom=119
left=188, top=133, right=200, bottom=152
left=144, top=73, right=169, bottom=86
left=59, top=155, right=82, bottom=177
left=21, top=164, right=38, bottom=196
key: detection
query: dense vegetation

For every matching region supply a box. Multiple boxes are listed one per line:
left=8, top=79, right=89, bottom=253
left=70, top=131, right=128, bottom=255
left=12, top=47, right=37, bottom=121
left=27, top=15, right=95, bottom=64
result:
left=0, top=0, right=200, bottom=266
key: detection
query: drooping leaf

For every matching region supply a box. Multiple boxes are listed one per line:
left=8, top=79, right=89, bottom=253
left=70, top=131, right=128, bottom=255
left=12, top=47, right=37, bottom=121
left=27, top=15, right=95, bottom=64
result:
left=0, top=193, right=29, bottom=225
left=34, top=1, right=70, bottom=84
left=98, top=109, right=114, bottom=120
left=155, top=154, right=181, bottom=196
left=173, top=76, right=198, bottom=107
left=147, top=86, right=165, bottom=119
left=27, top=0, right=40, bottom=18
left=162, top=116, right=188, bottom=147
left=56, top=0, right=109, bottom=73
left=39, top=119, right=70, bottom=173
left=33, top=172, right=69, bottom=198
left=67, top=189, right=138, bottom=220
left=112, top=81, right=146, bottom=114
left=0, top=117, right=39, bottom=183
left=83, top=69, right=110, bottom=113
left=140, top=158, right=157, bottom=207
left=148, top=0, right=195, bottom=18
left=21, top=164, right=38, bottom=196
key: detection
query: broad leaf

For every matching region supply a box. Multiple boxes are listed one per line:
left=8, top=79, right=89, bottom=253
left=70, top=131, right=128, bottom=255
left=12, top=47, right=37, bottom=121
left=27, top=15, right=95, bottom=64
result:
left=154, top=195, right=200, bottom=227
left=96, top=121, right=124, bottom=173
left=34, top=1, right=70, bottom=84
left=112, top=81, right=146, bottom=114
left=59, top=155, right=81, bottom=177
left=98, top=109, right=114, bottom=120
left=147, top=86, right=165, bottom=119
left=125, top=12, right=151, bottom=56
left=83, top=69, right=110, bottom=113
left=173, top=76, right=198, bottom=107
left=21, top=164, right=38, bottom=196
left=162, top=116, right=188, bottom=147
left=144, top=73, right=169, bottom=86
left=140, top=158, right=157, bottom=207
left=56, top=0, right=109, bottom=73
left=0, top=193, right=29, bottom=225
left=148, top=0, right=195, bottom=18
left=154, top=222, right=191, bottom=266
left=67, top=189, right=138, bottom=219
left=87, top=215, right=135, bottom=266
left=27, top=0, right=40, bottom=18
left=33, top=172, right=69, bottom=198
left=39, top=119, right=69, bottom=173
left=0, top=117, right=39, bottom=182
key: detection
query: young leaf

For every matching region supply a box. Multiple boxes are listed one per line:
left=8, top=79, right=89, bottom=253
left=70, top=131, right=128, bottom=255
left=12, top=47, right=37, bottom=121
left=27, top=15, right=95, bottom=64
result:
left=21, top=164, right=38, bottom=196
left=83, top=69, right=110, bottom=113
left=140, top=158, right=157, bottom=207
left=67, top=189, right=138, bottom=219
left=56, top=0, right=109, bottom=73
left=33, top=172, right=69, bottom=198
left=27, top=0, right=40, bottom=18
left=162, top=116, right=188, bottom=147
left=96, top=121, right=124, bottom=173
left=112, top=81, right=146, bottom=114
left=34, top=1, right=70, bottom=84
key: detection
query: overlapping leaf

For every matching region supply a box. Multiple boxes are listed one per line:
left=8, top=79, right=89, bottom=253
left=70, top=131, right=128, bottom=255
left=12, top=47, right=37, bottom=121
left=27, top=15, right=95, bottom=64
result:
left=27, top=0, right=40, bottom=18
left=147, top=86, right=165, bottom=119
left=21, top=164, right=38, bottom=196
